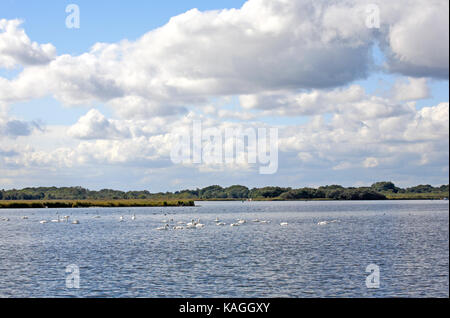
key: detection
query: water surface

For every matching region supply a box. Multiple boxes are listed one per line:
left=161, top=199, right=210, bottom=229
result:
left=0, top=200, right=448, bottom=297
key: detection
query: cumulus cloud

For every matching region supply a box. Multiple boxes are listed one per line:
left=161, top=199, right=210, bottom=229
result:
left=279, top=101, right=448, bottom=171
left=391, top=77, right=430, bottom=101
left=0, top=0, right=448, bottom=188
left=0, top=19, right=56, bottom=69
left=239, top=85, right=365, bottom=114
left=379, top=0, right=449, bottom=78
left=68, top=109, right=134, bottom=140
left=239, top=85, right=415, bottom=119
left=0, top=0, right=448, bottom=118
left=3, top=100, right=447, bottom=176
left=0, top=109, right=43, bottom=138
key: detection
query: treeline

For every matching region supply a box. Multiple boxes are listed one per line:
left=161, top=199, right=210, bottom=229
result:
left=1, top=182, right=448, bottom=201
left=370, top=182, right=448, bottom=194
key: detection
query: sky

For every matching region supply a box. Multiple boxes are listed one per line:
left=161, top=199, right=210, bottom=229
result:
left=0, top=0, right=449, bottom=191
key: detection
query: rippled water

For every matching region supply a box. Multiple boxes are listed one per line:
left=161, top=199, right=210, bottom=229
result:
left=0, top=200, right=448, bottom=297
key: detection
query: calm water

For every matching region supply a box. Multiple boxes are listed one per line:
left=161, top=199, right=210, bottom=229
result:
left=0, top=200, right=448, bottom=297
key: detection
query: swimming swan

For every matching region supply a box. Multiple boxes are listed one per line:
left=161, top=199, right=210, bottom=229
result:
left=156, top=224, right=169, bottom=230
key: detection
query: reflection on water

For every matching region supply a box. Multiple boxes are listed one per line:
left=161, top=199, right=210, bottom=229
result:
left=0, top=200, right=448, bottom=297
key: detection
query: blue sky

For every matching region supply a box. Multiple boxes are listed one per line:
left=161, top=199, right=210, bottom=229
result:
left=0, top=0, right=247, bottom=54
left=0, top=0, right=448, bottom=191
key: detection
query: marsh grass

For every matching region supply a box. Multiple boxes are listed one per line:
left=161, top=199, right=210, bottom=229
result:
left=384, top=192, right=448, bottom=200
left=0, top=199, right=195, bottom=209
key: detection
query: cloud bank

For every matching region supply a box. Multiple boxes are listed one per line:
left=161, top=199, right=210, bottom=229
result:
left=0, top=0, right=448, bottom=189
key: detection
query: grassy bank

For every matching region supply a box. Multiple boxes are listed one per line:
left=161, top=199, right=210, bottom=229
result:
left=197, top=196, right=447, bottom=201
left=384, top=193, right=448, bottom=200
left=0, top=199, right=195, bottom=209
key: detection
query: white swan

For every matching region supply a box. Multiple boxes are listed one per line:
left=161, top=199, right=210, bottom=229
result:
left=195, top=223, right=205, bottom=228
left=252, top=219, right=260, bottom=223
left=119, top=216, right=124, bottom=222
left=39, top=220, right=48, bottom=224
left=280, top=222, right=289, bottom=226
left=216, top=222, right=226, bottom=226
left=317, top=221, right=328, bottom=225
left=237, top=219, right=246, bottom=224
left=260, top=220, right=269, bottom=224
left=51, top=216, right=61, bottom=223
left=156, top=224, right=169, bottom=230
left=72, top=220, right=80, bottom=224
left=131, top=214, right=136, bottom=220
left=230, top=223, right=240, bottom=227
left=186, top=219, right=196, bottom=228
left=173, top=225, right=184, bottom=230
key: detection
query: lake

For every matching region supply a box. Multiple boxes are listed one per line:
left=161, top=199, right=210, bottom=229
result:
left=0, top=200, right=448, bottom=297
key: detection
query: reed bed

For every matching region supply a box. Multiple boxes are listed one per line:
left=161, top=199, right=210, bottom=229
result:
left=0, top=199, right=195, bottom=209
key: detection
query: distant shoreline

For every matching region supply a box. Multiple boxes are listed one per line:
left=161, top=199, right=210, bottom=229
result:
left=1, top=182, right=448, bottom=207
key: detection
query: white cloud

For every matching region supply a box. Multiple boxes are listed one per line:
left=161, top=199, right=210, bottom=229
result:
left=68, top=109, right=131, bottom=140
left=0, top=0, right=448, bottom=189
left=3, top=101, right=447, bottom=176
left=239, top=85, right=365, bottom=114
left=239, top=85, right=415, bottom=120
left=380, top=0, right=449, bottom=78
left=0, top=19, right=56, bottom=68
left=0, top=0, right=448, bottom=118
left=391, top=77, right=430, bottom=101
left=0, top=106, right=43, bottom=138
left=363, top=157, right=379, bottom=168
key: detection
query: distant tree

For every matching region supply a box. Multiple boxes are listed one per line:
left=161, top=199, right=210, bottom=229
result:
left=406, top=184, right=435, bottom=193
left=200, top=185, right=226, bottom=199
left=279, top=188, right=317, bottom=200
left=224, top=185, right=249, bottom=198
left=371, top=181, right=400, bottom=193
